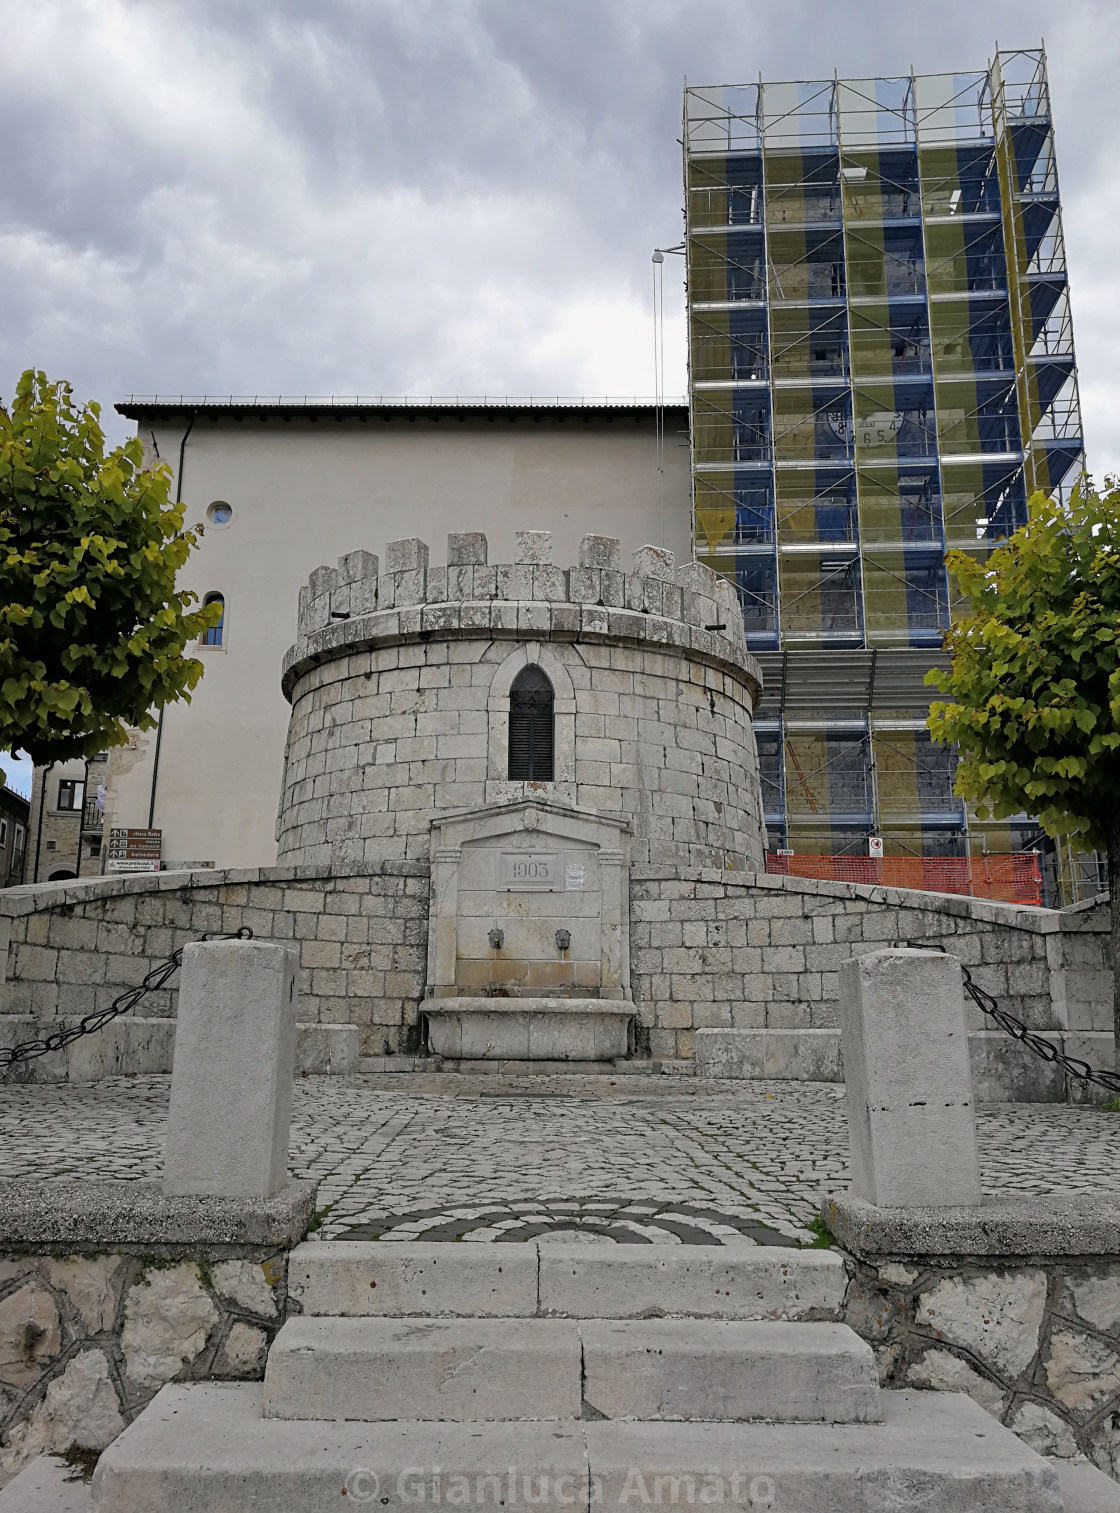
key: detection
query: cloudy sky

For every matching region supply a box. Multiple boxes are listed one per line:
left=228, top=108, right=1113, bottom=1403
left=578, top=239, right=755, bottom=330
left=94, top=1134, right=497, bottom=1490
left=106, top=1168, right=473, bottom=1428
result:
left=3, top=1, right=1115, bottom=799
left=2, top=0, right=1117, bottom=455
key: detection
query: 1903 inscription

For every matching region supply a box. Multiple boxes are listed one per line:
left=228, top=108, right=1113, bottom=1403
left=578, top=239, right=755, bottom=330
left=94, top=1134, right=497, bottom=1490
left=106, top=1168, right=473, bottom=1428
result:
left=500, top=852, right=561, bottom=891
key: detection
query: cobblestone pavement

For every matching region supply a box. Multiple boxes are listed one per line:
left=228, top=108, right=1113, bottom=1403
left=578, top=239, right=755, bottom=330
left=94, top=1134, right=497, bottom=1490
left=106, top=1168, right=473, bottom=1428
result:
left=2, top=1073, right=1119, bottom=1245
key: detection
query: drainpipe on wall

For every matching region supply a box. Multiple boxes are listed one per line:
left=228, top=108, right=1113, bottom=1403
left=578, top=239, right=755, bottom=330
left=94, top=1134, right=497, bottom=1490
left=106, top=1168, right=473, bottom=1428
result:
left=74, top=759, right=89, bottom=878
left=147, top=716, right=165, bottom=832
left=32, top=763, right=51, bottom=884
left=148, top=413, right=195, bottom=833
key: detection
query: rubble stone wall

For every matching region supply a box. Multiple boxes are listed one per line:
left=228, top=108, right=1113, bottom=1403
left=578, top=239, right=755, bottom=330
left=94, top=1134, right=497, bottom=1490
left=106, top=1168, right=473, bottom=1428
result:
left=842, top=1253, right=1120, bottom=1479
left=0, top=1247, right=291, bottom=1485
left=5, top=1235, right=1120, bottom=1487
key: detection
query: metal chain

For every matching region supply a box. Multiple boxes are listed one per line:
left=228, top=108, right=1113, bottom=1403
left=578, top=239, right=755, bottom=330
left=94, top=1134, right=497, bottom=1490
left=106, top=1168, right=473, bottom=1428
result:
left=0, top=927, right=253, bottom=1071
left=910, top=941, right=1120, bottom=1095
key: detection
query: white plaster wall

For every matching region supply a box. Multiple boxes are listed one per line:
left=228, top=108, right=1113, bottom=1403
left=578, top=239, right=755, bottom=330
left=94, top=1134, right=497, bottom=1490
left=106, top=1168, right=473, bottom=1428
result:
left=104, top=409, right=692, bottom=869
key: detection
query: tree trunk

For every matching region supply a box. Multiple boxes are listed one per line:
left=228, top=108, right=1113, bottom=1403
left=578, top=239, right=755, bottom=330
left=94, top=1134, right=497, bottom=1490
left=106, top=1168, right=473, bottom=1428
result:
left=1109, top=823, right=1120, bottom=1073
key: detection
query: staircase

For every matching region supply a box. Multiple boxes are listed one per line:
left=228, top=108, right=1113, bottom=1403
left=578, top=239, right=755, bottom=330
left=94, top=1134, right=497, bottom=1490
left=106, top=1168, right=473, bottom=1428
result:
left=92, top=1241, right=1063, bottom=1512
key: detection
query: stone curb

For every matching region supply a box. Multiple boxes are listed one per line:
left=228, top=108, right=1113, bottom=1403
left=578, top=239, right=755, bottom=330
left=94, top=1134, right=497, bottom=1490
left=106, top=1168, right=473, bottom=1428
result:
left=0, top=1180, right=319, bottom=1254
left=822, top=1191, right=1120, bottom=1260
left=0, top=859, right=1078, bottom=928
left=631, top=865, right=1066, bottom=926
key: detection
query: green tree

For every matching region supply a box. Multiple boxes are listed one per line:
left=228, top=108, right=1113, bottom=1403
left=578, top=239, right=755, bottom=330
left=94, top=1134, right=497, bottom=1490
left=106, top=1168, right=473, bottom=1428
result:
left=927, top=481, right=1120, bottom=1059
left=0, top=369, right=220, bottom=769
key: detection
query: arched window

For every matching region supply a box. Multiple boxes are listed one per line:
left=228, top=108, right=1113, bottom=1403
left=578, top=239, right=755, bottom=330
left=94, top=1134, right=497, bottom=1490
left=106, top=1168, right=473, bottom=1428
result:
left=508, top=665, right=554, bottom=780
left=201, top=593, right=225, bottom=646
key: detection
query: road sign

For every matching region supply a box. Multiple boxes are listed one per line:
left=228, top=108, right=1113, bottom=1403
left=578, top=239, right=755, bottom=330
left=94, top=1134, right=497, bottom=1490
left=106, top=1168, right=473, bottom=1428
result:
left=106, top=827, right=162, bottom=872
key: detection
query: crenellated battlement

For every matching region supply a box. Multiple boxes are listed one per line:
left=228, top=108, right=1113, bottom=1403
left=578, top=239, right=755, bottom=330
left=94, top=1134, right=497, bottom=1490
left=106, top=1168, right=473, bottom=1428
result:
left=289, top=530, right=749, bottom=693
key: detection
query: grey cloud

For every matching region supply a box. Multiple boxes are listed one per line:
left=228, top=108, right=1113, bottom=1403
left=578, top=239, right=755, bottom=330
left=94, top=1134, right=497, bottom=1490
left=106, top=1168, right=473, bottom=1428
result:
left=0, top=0, right=1116, bottom=473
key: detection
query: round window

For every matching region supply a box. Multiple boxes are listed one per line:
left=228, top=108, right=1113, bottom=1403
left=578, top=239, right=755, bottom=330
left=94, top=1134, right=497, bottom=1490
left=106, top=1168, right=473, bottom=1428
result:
left=207, top=501, right=234, bottom=526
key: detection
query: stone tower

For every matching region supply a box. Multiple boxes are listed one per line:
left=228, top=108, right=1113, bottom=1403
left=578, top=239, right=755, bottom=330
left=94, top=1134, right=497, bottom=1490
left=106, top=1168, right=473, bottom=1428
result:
left=277, top=530, right=766, bottom=874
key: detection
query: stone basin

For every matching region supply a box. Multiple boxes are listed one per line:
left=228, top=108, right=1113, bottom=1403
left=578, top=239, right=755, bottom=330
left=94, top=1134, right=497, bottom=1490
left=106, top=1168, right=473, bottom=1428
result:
left=424, top=997, right=635, bottom=1061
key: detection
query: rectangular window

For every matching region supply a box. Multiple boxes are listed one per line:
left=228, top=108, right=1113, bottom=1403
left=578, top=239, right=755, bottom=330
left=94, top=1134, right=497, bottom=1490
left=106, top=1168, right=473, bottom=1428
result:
left=0, top=819, right=6, bottom=847
left=57, top=780, right=84, bottom=811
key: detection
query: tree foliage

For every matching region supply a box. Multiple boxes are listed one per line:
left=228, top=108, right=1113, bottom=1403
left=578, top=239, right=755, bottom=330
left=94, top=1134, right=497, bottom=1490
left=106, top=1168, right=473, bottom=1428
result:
left=927, top=482, right=1120, bottom=855
left=928, top=480, right=1120, bottom=1064
left=0, top=370, right=220, bottom=767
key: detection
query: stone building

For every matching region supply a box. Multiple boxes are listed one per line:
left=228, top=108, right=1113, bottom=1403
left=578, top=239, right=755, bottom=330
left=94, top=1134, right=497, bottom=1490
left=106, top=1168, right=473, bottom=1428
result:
left=24, top=754, right=108, bottom=883
left=0, top=784, right=29, bottom=888
left=270, top=525, right=764, bottom=1058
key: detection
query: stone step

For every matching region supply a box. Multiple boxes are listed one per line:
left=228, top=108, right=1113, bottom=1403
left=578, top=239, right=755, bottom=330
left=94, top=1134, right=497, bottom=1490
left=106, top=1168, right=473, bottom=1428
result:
left=91, top=1382, right=1060, bottom=1513
left=579, top=1319, right=879, bottom=1423
left=359, top=1056, right=659, bottom=1075
left=0, top=1454, right=93, bottom=1511
left=261, top=1317, right=879, bottom=1424
left=287, top=1239, right=846, bottom=1319
left=0, top=1017, right=357, bottom=1083
left=1057, top=1460, right=1120, bottom=1511
left=263, top=1317, right=582, bottom=1422
left=381, top=1057, right=659, bottom=1076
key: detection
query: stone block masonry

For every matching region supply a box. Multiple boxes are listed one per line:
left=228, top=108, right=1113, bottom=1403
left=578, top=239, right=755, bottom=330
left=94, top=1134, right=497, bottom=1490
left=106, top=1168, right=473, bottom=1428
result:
left=642, top=868, right=1113, bottom=1097
left=278, top=531, right=766, bottom=873
left=0, top=865, right=429, bottom=1068
left=0, top=862, right=1112, bottom=1093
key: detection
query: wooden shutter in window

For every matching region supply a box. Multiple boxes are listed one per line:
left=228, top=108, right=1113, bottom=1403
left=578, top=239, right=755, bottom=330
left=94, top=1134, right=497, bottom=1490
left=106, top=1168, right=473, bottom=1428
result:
left=508, top=666, right=555, bottom=780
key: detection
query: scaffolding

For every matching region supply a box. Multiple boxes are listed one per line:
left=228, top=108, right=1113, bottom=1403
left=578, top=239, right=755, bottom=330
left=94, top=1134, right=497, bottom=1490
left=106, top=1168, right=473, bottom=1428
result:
left=684, top=49, right=1085, bottom=890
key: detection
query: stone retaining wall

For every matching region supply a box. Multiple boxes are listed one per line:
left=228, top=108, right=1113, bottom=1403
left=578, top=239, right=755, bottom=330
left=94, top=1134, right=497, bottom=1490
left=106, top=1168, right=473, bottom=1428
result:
left=4, top=1190, right=1120, bottom=1489
left=823, top=1195, right=1120, bottom=1484
left=0, top=1252, right=289, bottom=1483
left=630, top=868, right=1113, bottom=1100
left=0, top=864, right=1112, bottom=1096
left=840, top=1251, right=1120, bottom=1475
left=0, top=1180, right=315, bottom=1487
left=0, top=865, right=429, bottom=1072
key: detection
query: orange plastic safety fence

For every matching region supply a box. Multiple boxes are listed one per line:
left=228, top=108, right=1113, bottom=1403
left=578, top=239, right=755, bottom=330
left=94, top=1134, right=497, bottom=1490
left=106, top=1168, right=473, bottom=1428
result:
left=764, top=852, right=1043, bottom=906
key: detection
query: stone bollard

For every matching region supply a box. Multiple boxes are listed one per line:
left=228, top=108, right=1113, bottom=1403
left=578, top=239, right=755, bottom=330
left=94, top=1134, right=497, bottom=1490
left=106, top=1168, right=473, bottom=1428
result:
left=839, top=948, right=982, bottom=1207
left=163, top=940, right=298, bottom=1198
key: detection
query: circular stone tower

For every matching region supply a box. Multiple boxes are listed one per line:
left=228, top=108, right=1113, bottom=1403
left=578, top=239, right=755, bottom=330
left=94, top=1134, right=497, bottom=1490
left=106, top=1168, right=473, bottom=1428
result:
left=277, top=529, right=766, bottom=872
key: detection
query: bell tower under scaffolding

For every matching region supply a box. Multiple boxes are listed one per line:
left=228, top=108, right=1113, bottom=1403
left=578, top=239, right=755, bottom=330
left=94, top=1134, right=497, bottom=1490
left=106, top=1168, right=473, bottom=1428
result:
left=683, top=48, right=1089, bottom=901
